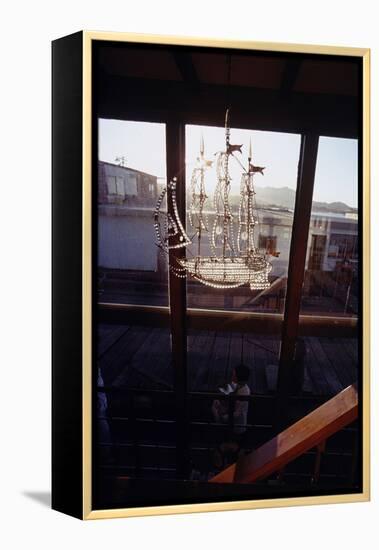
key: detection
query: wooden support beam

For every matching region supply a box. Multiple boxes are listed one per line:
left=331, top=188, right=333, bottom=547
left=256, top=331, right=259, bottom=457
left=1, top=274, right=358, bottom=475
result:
left=312, top=439, right=327, bottom=484
left=280, top=60, right=302, bottom=99
left=275, top=134, right=319, bottom=429
left=98, top=74, right=359, bottom=138
left=173, top=52, right=199, bottom=84
left=166, top=120, right=190, bottom=479
left=210, top=384, right=358, bottom=484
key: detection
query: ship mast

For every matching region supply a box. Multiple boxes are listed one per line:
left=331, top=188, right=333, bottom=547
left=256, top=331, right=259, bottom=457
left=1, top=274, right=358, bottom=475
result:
left=197, top=134, right=205, bottom=260
left=223, top=109, right=230, bottom=262
left=247, top=137, right=255, bottom=256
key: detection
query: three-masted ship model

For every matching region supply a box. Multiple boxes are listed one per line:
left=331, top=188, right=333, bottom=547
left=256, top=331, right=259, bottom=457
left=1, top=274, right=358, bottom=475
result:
left=154, top=110, right=273, bottom=291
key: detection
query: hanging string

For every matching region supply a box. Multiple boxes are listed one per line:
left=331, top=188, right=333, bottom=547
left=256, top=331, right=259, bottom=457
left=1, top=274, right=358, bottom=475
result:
left=226, top=53, right=232, bottom=111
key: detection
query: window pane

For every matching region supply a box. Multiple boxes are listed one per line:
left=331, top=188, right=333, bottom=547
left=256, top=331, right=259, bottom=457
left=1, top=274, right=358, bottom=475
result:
left=97, top=119, right=168, bottom=306
left=301, top=137, right=358, bottom=317
left=185, top=125, right=301, bottom=312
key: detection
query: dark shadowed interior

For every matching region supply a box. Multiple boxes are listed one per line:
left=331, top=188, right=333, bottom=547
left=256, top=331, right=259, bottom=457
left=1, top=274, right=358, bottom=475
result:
left=93, top=40, right=362, bottom=510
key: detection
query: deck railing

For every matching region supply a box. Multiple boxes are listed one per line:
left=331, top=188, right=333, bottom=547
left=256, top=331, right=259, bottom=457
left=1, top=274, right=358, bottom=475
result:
left=96, top=385, right=358, bottom=485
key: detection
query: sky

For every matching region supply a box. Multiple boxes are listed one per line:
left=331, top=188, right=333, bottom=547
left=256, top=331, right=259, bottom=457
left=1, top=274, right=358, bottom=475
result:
left=98, top=119, right=358, bottom=208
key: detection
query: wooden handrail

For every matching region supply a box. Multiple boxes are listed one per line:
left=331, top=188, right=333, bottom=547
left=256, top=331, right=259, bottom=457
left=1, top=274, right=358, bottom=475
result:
left=98, top=302, right=357, bottom=337
left=210, top=384, right=358, bottom=484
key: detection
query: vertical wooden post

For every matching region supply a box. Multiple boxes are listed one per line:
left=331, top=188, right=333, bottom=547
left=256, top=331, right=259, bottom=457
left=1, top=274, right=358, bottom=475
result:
left=312, top=440, right=326, bottom=484
left=275, top=134, right=319, bottom=430
left=166, top=120, right=189, bottom=478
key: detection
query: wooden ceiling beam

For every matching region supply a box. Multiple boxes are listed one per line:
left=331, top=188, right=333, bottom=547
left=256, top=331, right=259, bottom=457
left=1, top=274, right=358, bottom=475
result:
left=173, top=52, right=199, bottom=84
left=280, top=59, right=302, bottom=99
left=96, top=74, right=359, bottom=138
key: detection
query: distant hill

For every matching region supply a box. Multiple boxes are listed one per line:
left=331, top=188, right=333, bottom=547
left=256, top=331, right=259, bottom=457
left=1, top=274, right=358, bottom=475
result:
left=255, top=186, right=296, bottom=209
left=254, top=186, right=356, bottom=213
left=311, top=201, right=356, bottom=213
left=185, top=185, right=356, bottom=214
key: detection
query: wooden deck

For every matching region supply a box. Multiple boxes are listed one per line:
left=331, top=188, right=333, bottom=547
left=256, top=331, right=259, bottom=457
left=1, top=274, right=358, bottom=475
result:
left=97, top=324, right=358, bottom=396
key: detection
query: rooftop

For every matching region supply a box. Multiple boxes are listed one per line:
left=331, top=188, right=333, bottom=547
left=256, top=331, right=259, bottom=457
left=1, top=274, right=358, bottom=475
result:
left=99, top=159, right=158, bottom=180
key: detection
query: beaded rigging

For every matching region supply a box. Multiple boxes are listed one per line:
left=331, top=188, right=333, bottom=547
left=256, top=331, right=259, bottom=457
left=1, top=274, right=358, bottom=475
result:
left=154, top=110, right=273, bottom=291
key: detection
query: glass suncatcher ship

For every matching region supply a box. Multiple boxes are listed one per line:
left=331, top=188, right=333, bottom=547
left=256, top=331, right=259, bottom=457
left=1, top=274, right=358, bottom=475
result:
left=154, top=110, right=274, bottom=290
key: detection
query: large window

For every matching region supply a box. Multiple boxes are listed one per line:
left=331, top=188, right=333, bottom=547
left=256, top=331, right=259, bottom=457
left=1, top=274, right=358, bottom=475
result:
left=97, top=119, right=168, bottom=306
left=185, top=124, right=301, bottom=313
left=301, top=137, right=359, bottom=317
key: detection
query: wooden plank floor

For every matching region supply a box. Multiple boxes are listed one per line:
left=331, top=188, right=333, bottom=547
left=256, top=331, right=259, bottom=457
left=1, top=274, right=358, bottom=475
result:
left=97, top=324, right=358, bottom=396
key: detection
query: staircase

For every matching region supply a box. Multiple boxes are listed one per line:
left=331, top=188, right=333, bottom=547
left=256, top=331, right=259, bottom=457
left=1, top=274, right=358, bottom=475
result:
left=209, top=384, right=358, bottom=485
